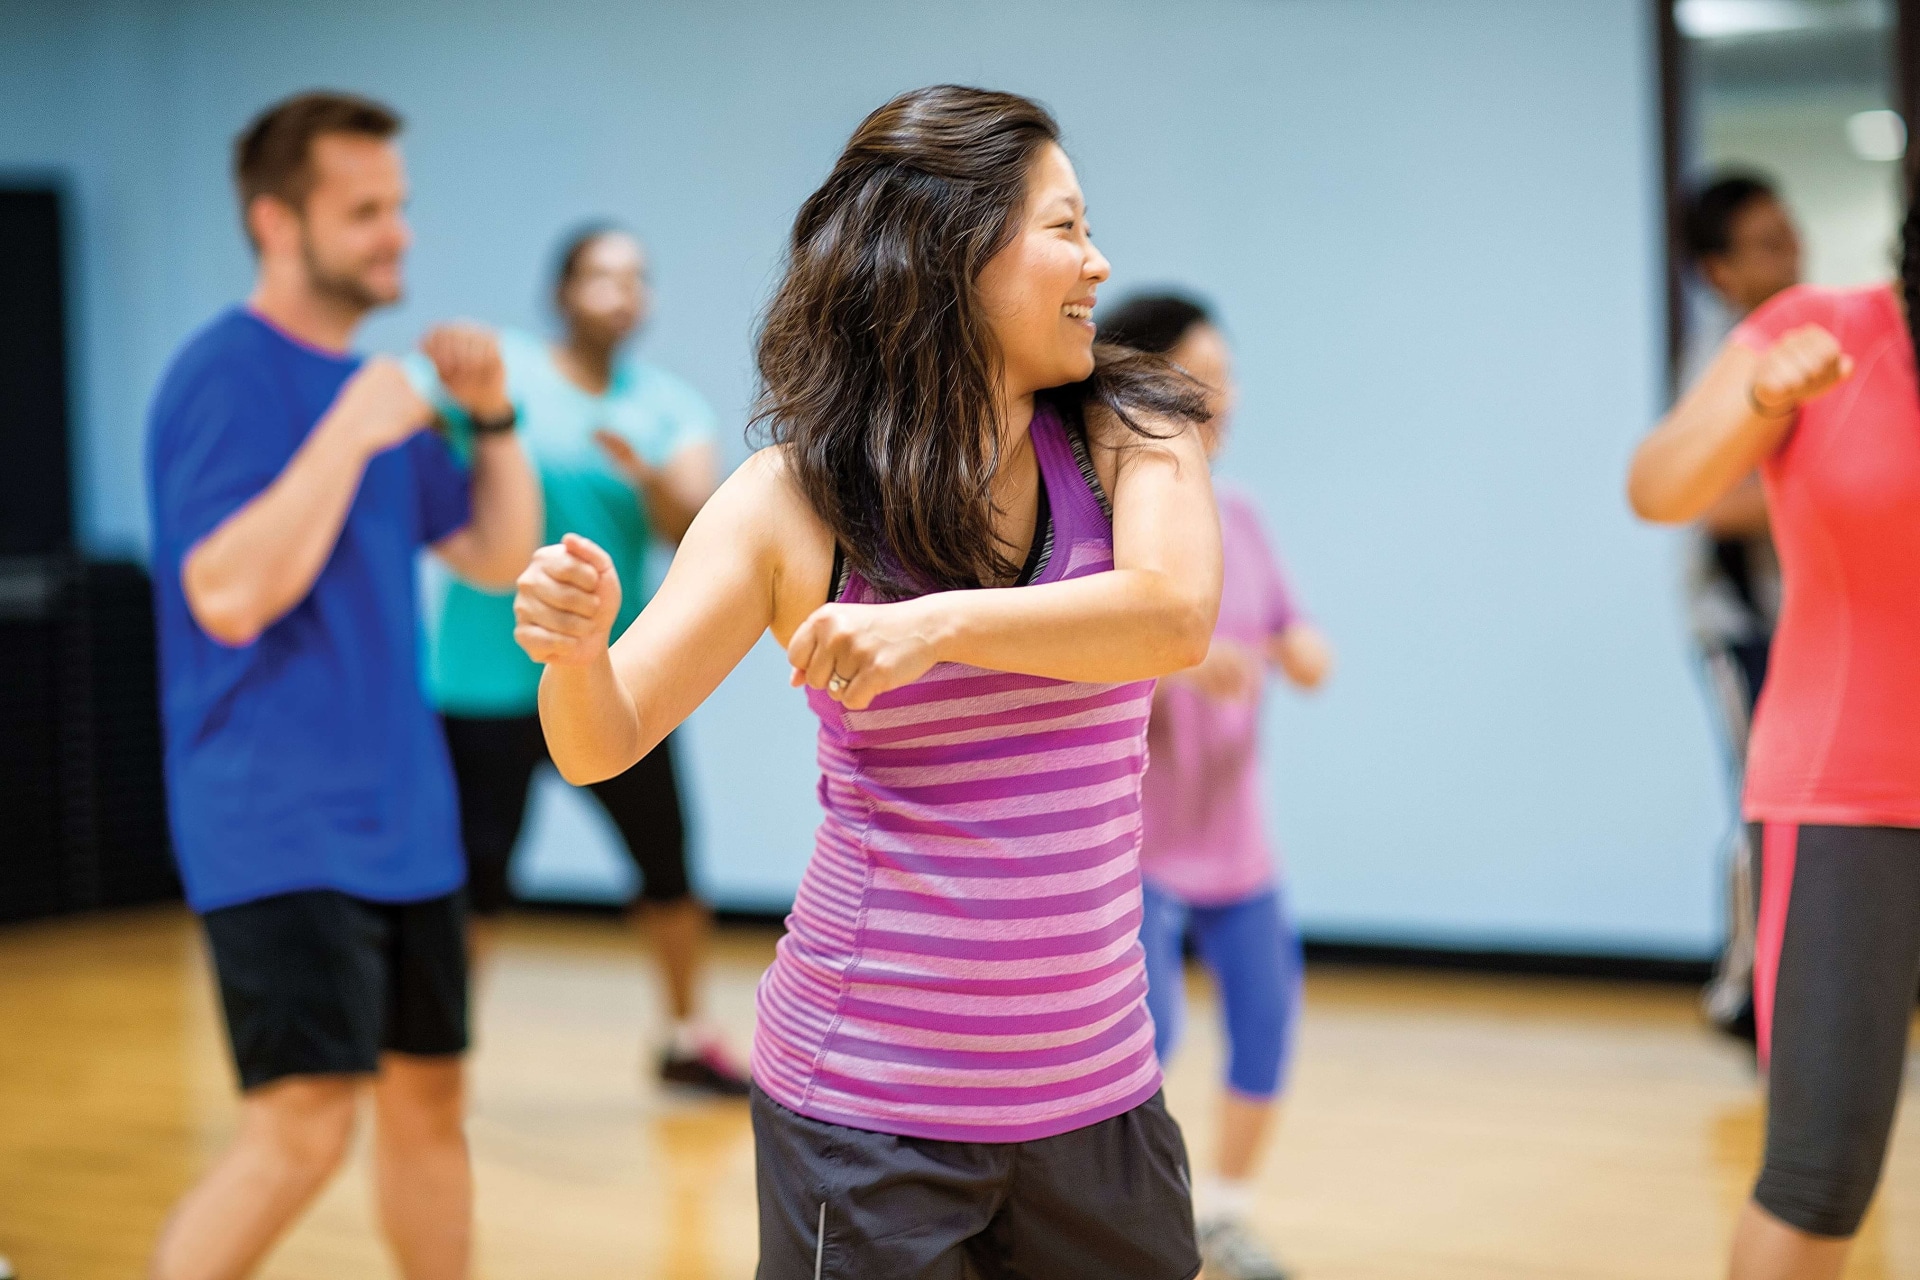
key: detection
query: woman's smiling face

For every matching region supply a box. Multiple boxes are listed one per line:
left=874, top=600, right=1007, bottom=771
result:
left=975, top=142, right=1111, bottom=399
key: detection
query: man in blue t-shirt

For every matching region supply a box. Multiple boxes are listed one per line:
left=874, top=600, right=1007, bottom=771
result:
left=144, top=92, right=538, bottom=1280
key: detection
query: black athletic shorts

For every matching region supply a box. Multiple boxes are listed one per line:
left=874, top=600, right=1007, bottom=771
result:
left=201, top=889, right=468, bottom=1091
left=1752, top=822, right=1920, bottom=1237
left=751, top=1085, right=1200, bottom=1280
left=440, top=713, right=690, bottom=914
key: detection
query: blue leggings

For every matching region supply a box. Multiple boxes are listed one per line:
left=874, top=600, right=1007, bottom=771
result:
left=1140, top=881, right=1302, bottom=1100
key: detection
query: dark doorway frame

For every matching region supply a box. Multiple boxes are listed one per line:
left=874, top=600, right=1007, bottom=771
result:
left=1656, top=0, right=1685, bottom=394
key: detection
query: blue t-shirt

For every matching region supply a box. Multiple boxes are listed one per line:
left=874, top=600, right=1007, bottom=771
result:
left=146, top=308, right=473, bottom=912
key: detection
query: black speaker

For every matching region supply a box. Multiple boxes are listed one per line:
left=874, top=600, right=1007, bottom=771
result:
left=69, top=561, right=178, bottom=909
left=0, top=563, right=68, bottom=923
left=0, top=558, right=178, bottom=923
left=0, top=188, right=74, bottom=556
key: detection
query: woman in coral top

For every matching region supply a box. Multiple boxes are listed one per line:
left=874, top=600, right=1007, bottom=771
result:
left=1630, top=190, right=1920, bottom=1279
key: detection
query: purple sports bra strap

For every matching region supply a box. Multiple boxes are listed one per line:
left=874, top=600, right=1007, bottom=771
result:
left=1030, top=401, right=1112, bottom=550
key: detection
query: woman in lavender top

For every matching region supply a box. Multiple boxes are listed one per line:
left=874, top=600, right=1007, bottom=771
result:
left=1101, top=295, right=1335, bottom=1280
left=511, top=86, right=1222, bottom=1279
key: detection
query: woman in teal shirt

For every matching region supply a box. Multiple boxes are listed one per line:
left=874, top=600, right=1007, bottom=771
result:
left=428, top=227, right=742, bottom=1094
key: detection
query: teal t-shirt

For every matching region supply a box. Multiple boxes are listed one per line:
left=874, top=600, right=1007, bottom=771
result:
left=419, top=330, right=716, bottom=715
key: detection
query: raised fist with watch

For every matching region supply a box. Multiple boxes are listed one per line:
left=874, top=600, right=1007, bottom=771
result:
left=422, top=322, right=516, bottom=433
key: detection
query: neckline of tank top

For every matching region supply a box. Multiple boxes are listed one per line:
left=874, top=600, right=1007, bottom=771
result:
left=829, top=476, right=1050, bottom=601
left=828, top=411, right=1103, bottom=602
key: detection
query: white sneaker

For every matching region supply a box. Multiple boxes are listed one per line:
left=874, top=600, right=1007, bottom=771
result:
left=1198, top=1217, right=1292, bottom=1280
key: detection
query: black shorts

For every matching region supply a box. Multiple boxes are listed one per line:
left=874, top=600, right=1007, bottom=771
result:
left=440, top=713, right=690, bottom=915
left=201, top=889, right=468, bottom=1091
left=1752, top=822, right=1920, bottom=1237
left=751, top=1086, right=1199, bottom=1280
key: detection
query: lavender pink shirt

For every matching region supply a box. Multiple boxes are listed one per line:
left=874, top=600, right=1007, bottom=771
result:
left=751, top=403, right=1164, bottom=1142
left=1138, top=488, right=1300, bottom=905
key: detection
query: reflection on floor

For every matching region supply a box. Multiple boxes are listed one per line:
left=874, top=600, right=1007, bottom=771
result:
left=2, top=907, right=1919, bottom=1278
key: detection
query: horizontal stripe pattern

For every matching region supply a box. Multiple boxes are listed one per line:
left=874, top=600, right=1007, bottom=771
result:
left=752, top=404, right=1164, bottom=1142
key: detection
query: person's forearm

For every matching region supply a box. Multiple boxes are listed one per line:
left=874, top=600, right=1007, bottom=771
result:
left=182, top=411, right=371, bottom=646
left=1700, top=472, right=1770, bottom=538
left=919, top=569, right=1213, bottom=684
left=1630, top=353, right=1792, bottom=524
left=536, top=652, right=645, bottom=784
left=459, top=434, right=542, bottom=587
left=1631, top=410, right=1786, bottom=523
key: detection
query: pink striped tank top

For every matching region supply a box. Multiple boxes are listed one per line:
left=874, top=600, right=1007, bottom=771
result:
left=751, top=402, right=1163, bottom=1142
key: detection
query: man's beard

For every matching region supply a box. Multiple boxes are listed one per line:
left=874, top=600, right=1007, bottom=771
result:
left=300, top=230, right=400, bottom=312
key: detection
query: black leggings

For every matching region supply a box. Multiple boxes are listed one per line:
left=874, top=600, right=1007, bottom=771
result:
left=441, top=714, right=691, bottom=914
left=1752, top=822, right=1920, bottom=1237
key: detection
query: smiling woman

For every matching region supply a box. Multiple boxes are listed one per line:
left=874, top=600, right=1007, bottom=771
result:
left=510, top=84, right=1221, bottom=1279
left=753, top=86, right=1211, bottom=601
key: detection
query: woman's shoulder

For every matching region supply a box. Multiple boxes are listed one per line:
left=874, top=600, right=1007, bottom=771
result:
left=726, top=445, right=836, bottom=619
left=687, top=445, right=831, bottom=573
left=1743, top=282, right=1893, bottom=340
left=735, top=442, right=790, bottom=482
left=725, top=445, right=827, bottom=527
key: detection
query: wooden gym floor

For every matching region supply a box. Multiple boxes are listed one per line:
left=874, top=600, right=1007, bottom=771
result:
left=4, top=907, right=1920, bottom=1279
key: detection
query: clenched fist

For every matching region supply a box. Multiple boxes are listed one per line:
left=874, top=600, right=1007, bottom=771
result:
left=1178, top=637, right=1263, bottom=704
left=421, top=323, right=511, bottom=421
left=1751, top=324, right=1853, bottom=417
left=514, top=533, right=623, bottom=665
left=786, top=598, right=942, bottom=711
left=334, top=356, right=436, bottom=455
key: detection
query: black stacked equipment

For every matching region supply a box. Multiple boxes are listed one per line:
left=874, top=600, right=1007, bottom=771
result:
left=0, top=186, right=177, bottom=923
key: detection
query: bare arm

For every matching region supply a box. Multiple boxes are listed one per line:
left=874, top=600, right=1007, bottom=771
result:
left=1700, top=472, right=1770, bottom=539
left=432, top=431, right=540, bottom=587
left=787, top=417, right=1222, bottom=709
left=183, top=358, right=428, bottom=646
left=422, top=325, right=541, bottom=587
left=1628, top=325, right=1851, bottom=524
left=594, top=432, right=720, bottom=544
left=514, top=449, right=810, bottom=783
left=516, top=417, right=1221, bottom=779
left=1268, top=622, right=1334, bottom=690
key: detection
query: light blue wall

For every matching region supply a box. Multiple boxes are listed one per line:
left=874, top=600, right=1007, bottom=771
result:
left=2, top=0, right=1723, bottom=955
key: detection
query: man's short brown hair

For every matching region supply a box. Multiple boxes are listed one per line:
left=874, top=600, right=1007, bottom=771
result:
left=233, top=90, right=402, bottom=238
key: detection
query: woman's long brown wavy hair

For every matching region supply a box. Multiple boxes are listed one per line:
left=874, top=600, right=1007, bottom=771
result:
left=752, top=84, right=1209, bottom=597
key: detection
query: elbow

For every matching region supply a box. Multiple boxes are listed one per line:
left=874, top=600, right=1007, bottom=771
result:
left=195, top=606, right=263, bottom=648
left=549, top=739, right=643, bottom=787
left=182, top=570, right=263, bottom=648
left=1626, top=473, right=1692, bottom=525
left=1626, top=450, right=1700, bottom=525
left=551, top=755, right=612, bottom=787
left=1170, top=633, right=1211, bottom=672
left=1167, top=600, right=1216, bottom=671
left=1625, top=469, right=1662, bottom=522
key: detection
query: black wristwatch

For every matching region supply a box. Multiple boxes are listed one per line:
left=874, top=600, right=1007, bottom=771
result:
left=468, top=404, right=518, bottom=436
